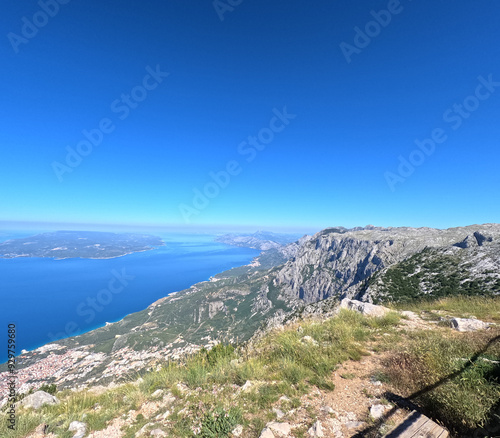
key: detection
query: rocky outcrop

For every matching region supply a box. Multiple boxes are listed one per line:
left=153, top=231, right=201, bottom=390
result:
left=339, top=299, right=390, bottom=317
left=356, top=240, right=500, bottom=303
left=194, top=300, right=228, bottom=323
left=308, top=420, right=325, bottom=437
left=275, top=224, right=500, bottom=304
left=252, top=285, right=273, bottom=313
left=208, top=301, right=226, bottom=319
left=450, top=317, right=490, bottom=332
left=260, top=421, right=291, bottom=437
left=20, top=391, right=60, bottom=410
left=454, top=231, right=493, bottom=248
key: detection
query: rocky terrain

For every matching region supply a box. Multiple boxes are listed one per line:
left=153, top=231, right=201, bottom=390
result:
left=3, top=297, right=499, bottom=437
left=215, top=231, right=303, bottom=251
left=274, top=224, right=500, bottom=303
left=1, top=224, right=499, bottom=417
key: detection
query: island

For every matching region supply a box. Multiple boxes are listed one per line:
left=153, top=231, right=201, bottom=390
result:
left=0, top=231, right=164, bottom=259
left=215, top=231, right=302, bottom=250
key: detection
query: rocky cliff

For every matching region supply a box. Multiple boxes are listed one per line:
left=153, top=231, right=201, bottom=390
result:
left=274, top=224, right=500, bottom=303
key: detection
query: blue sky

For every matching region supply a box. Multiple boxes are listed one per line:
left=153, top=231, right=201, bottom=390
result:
left=1, top=0, right=499, bottom=233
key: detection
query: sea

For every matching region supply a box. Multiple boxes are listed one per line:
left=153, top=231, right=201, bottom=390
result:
left=0, top=232, right=260, bottom=363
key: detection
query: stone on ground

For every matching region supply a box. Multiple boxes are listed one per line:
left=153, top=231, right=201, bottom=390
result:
left=68, top=421, right=87, bottom=438
left=340, top=299, right=390, bottom=317
left=450, top=317, right=490, bottom=332
left=21, top=391, right=60, bottom=410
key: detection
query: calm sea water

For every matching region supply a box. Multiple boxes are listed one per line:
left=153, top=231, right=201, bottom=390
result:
left=0, top=233, right=259, bottom=363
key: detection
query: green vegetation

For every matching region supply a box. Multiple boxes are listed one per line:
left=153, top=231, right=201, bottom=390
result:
left=392, top=295, right=500, bottom=322
left=1, top=297, right=498, bottom=437
left=385, top=327, right=500, bottom=435
left=199, top=407, right=242, bottom=438
left=38, top=384, right=57, bottom=395
left=372, top=248, right=499, bottom=304
left=0, top=310, right=400, bottom=437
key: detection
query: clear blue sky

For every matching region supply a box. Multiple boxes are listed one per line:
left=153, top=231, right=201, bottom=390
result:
left=1, top=0, right=499, bottom=232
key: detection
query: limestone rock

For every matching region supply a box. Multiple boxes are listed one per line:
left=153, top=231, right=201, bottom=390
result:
left=232, top=424, right=243, bottom=437
left=450, top=317, right=490, bottom=332
left=273, top=407, right=285, bottom=419
left=340, top=299, right=390, bottom=317
left=308, top=420, right=324, bottom=437
left=266, top=421, right=291, bottom=436
left=401, top=310, right=418, bottom=320
left=325, top=418, right=343, bottom=437
left=301, top=335, right=319, bottom=346
left=137, top=423, right=154, bottom=437
left=370, top=404, right=389, bottom=419
left=241, top=380, right=253, bottom=392
left=345, top=421, right=365, bottom=429
left=274, top=225, right=500, bottom=304
left=208, top=301, right=227, bottom=319
left=21, top=391, right=60, bottom=410
left=259, top=427, right=275, bottom=438
left=68, top=421, right=87, bottom=438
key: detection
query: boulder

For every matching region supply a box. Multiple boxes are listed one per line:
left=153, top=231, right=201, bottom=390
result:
left=68, top=421, right=87, bottom=438
left=450, top=317, right=490, bottom=332
left=20, top=391, right=60, bottom=410
left=340, top=299, right=390, bottom=317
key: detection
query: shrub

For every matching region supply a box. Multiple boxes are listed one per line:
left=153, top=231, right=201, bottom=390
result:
left=200, top=344, right=235, bottom=367
left=199, top=407, right=241, bottom=438
left=39, top=384, right=57, bottom=395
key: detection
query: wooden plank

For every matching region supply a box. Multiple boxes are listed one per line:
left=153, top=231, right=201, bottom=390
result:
left=399, top=412, right=429, bottom=437
left=437, top=429, right=450, bottom=438
left=385, top=410, right=449, bottom=438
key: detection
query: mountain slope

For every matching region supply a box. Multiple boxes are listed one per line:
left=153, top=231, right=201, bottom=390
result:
left=274, top=224, right=500, bottom=303
left=2, top=224, right=499, bottom=395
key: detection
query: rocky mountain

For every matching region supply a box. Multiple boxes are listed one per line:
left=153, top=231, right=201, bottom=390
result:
left=274, top=224, right=500, bottom=303
left=2, top=224, right=499, bottom=396
left=215, top=231, right=303, bottom=250
left=216, top=231, right=312, bottom=268
left=355, top=240, right=500, bottom=303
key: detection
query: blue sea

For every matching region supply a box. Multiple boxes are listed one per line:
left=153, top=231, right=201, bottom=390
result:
left=0, top=232, right=260, bottom=363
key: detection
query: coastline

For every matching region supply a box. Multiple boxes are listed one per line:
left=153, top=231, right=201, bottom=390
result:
left=0, top=245, right=163, bottom=261
left=0, top=243, right=261, bottom=364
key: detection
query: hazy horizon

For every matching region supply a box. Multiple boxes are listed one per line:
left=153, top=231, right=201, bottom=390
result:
left=2, top=1, right=499, bottom=233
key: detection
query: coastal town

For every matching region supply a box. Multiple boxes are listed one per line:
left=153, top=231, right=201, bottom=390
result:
left=0, top=336, right=218, bottom=408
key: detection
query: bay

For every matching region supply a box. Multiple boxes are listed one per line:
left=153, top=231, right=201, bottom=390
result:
left=0, top=233, right=259, bottom=363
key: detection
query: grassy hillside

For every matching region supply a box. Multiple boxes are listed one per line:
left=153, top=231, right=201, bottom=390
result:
left=2, top=296, right=499, bottom=437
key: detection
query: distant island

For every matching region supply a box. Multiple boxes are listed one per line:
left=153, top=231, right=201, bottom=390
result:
left=0, top=230, right=164, bottom=259
left=215, top=230, right=302, bottom=250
